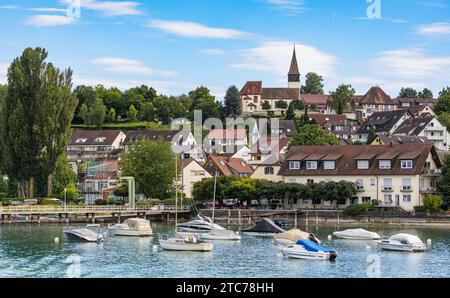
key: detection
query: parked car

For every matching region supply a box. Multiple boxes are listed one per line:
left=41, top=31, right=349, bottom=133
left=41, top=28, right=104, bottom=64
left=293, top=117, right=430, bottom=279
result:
left=223, top=199, right=239, bottom=208
left=11, top=200, right=23, bottom=206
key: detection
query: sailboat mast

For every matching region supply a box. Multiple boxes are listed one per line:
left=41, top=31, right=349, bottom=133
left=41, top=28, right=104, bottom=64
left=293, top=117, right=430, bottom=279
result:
left=175, top=154, right=178, bottom=231
left=211, top=170, right=218, bottom=226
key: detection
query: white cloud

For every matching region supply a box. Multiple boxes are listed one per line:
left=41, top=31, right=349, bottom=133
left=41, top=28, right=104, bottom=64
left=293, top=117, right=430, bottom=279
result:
left=231, top=41, right=338, bottom=79
left=0, top=62, right=9, bottom=84
left=91, top=57, right=178, bottom=77
left=147, top=19, right=250, bottom=39
left=24, top=14, right=77, bottom=27
left=416, top=1, right=447, bottom=8
left=59, top=0, right=143, bottom=16
left=30, top=7, right=68, bottom=13
left=264, top=0, right=305, bottom=15
left=373, top=48, right=450, bottom=79
left=416, top=22, right=450, bottom=36
left=200, top=49, right=226, bottom=56
left=0, top=5, right=19, bottom=10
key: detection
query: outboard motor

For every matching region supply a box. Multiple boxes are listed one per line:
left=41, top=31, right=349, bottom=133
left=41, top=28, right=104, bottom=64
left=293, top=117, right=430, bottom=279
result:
left=329, top=250, right=338, bottom=261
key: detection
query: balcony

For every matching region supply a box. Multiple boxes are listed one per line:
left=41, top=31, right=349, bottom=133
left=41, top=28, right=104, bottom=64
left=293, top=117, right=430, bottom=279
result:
left=420, top=187, right=439, bottom=194
left=422, top=169, right=442, bottom=177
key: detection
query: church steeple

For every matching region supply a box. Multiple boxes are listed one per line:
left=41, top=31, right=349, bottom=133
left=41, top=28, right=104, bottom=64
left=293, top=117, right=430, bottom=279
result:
left=288, top=44, right=300, bottom=89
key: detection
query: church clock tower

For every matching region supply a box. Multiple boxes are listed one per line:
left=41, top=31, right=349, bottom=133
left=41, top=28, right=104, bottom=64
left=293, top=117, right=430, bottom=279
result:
left=288, top=45, right=300, bottom=89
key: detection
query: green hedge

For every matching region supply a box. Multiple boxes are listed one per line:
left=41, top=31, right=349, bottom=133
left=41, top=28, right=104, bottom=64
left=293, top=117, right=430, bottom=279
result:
left=343, top=203, right=372, bottom=216
left=414, top=205, right=428, bottom=212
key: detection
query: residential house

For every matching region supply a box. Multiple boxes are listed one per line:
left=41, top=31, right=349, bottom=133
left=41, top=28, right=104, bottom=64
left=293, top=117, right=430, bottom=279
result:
left=269, top=119, right=297, bottom=137
left=249, top=136, right=290, bottom=182
left=81, top=160, right=120, bottom=204
left=205, top=129, right=248, bottom=154
left=370, top=134, right=430, bottom=146
left=182, top=159, right=212, bottom=198
left=278, top=144, right=442, bottom=212
left=67, top=130, right=126, bottom=162
left=204, top=155, right=254, bottom=177
left=354, top=86, right=397, bottom=120
left=309, top=114, right=360, bottom=141
left=124, top=130, right=205, bottom=162
left=396, top=97, right=437, bottom=109
left=355, top=110, right=411, bottom=143
left=394, top=115, right=450, bottom=151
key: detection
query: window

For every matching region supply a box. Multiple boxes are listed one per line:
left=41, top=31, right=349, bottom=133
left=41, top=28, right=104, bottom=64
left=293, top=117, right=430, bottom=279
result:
left=307, top=179, right=314, bottom=185
left=370, top=178, right=376, bottom=187
left=75, top=138, right=87, bottom=143
left=306, top=161, right=318, bottom=170
left=379, top=160, right=391, bottom=169
left=94, top=137, right=106, bottom=143
left=356, top=179, right=364, bottom=191
left=402, top=195, right=412, bottom=203
left=289, top=161, right=300, bottom=170
left=357, top=160, right=369, bottom=169
left=264, top=167, right=274, bottom=175
left=253, top=96, right=258, bottom=103
left=402, top=178, right=412, bottom=191
left=384, top=194, right=392, bottom=203
left=383, top=178, right=393, bottom=191
left=323, top=161, right=335, bottom=170
left=191, top=170, right=205, bottom=177
left=401, top=160, right=413, bottom=169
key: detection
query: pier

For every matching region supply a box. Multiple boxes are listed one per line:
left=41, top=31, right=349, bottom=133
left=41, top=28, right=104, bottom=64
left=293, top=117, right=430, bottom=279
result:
left=0, top=205, right=191, bottom=224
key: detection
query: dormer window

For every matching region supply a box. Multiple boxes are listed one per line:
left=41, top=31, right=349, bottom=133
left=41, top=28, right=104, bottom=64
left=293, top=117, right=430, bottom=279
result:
left=94, top=137, right=106, bottom=143
left=306, top=161, right=318, bottom=170
left=379, top=160, right=391, bottom=170
left=75, top=138, right=87, bottom=143
left=401, top=160, right=413, bottom=169
left=289, top=161, right=300, bottom=170
left=357, top=160, right=369, bottom=170
left=323, top=161, right=335, bottom=170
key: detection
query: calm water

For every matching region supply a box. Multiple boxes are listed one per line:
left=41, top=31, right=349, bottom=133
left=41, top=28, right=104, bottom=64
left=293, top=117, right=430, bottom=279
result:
left=0, top=223, right=449, bottom=278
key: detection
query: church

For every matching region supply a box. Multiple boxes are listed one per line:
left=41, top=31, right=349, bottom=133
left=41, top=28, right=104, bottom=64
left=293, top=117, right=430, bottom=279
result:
left=239, top=46, right=329, bottom=115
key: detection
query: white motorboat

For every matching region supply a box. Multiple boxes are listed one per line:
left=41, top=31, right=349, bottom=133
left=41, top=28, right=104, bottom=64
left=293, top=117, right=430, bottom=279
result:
left=376, top=233, right=427, bottom=252
left=64, top=225, right=103, bottom=242
left=200, top=229, right=241, bottom=241
left=109, top=218, right=152, bottom=237
left=241, top=218, right=286, bottom=236
left=159, top=235, right=214, bottom=251
left=177, top=215, right=225, bottom=233
left=281, top=240, right=338, bottom=261
left=333, top=228, right=381, bottom=240
left=273, top=228, right=321, bottom=245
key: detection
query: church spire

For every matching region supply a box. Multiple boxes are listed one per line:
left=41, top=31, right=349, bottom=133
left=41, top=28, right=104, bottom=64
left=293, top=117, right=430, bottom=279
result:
left=288, top=44, right=300, bottom=89
left=288, top=44, right=300, bottom=75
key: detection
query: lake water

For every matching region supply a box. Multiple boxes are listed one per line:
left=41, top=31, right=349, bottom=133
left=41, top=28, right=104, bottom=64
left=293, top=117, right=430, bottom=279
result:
left=0, top=223, right=449, bottom=278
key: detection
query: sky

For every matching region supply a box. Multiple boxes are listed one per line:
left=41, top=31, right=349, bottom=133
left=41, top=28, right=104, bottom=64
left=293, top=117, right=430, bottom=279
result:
left=0, top=0, right=449, bottom=99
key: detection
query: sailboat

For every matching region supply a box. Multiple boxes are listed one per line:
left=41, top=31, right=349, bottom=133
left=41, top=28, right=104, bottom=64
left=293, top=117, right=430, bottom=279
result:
left=198, top=170, right=241, bottom=241
left=159, top=155, right=214, bottom=252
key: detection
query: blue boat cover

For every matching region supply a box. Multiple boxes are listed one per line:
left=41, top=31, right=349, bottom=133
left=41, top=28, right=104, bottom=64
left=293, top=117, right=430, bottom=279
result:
left=297, top=240, right=331, bottom=253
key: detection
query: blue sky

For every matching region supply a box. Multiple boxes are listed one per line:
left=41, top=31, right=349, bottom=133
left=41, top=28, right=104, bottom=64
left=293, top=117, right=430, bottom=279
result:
left=0, top=0, right=449, bottom=99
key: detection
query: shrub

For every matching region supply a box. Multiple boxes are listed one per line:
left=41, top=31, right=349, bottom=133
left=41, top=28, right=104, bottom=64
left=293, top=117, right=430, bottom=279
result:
left=423, top=194, right=443, bottom=213
left=95, top=199, right=107, bottom=205
left=414, top=205, right=427, bottom=212
left=163, top=198, right=193, bottom=206
left=343, top=203, right=372, bottom=216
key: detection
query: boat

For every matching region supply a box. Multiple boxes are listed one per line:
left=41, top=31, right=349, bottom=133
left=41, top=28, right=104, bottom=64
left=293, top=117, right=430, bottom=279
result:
left=241, top=218, right=286, bottom=236
left=109, top=218, right=152, bottom=237
left=177, top=215, right=225, bottom=233
left=160, top=157, right=214, bottom=252
left=273, top=228, right=321, bottom=245
left=281, top=240, right=338, bottom=261
left=64, top=225, right=103, bottom=242
left=376, top=233, right=427, bottom=252
left=333, top=228, right=381, bottom=240
left=159, top=235, right=213, bottom=251
left=200, top=229, right=241, bottom=241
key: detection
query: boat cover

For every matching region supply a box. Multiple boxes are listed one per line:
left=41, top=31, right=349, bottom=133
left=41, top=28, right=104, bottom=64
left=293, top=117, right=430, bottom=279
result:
left=297, top=240, right=331, bottom=253
left=241, top=218, right=286, bottom=234
left=274, top=228, right=310, bottom=241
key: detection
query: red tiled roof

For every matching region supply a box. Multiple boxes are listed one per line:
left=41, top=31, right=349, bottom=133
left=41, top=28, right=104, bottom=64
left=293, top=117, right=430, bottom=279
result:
left=300, top=94, right=330, bottom=105
left=240, top=81, right=262, bottom=95
left=309, top=114, right=347, bottom=126
left=207, top=129, right=247, bottom=140
left=262, top=88, right=300, bottom=100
